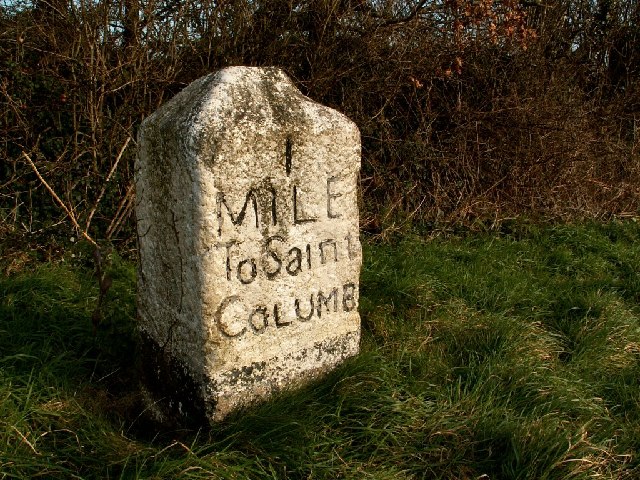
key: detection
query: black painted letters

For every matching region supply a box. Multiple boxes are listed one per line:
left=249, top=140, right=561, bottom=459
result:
left=326, top=176, right=343, bottom=218
left=215, top=282, right=358, bottom=337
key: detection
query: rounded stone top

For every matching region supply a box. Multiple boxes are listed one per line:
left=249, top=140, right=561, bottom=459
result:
left=138, top=66, right=359, bottom=174
left=140, top=66, right=357, bottom=145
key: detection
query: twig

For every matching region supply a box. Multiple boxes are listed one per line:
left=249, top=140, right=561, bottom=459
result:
left=85, top=136, right=132, bottom=231
left=106, top=182, right=135, bottom=239
left=374, top=0, right=430, bottom=27
left=11, top=426, right=39, bottom=455
left=22, top=151, right=97, bottom=247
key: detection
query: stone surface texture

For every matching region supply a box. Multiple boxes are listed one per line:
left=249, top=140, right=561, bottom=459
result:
left=135, top=66, right=362, bottom=423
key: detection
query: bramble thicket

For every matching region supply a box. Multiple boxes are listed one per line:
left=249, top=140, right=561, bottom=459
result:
left=1, top=0, right=639, bottom=251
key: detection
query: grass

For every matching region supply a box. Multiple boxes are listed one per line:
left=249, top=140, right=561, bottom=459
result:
left=1, top=220, right=640, bottom=479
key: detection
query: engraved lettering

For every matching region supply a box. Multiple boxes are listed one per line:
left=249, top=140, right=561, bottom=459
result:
left=286, top=247, right=303, bottom=276
left=327, top=176, right=343, bottom=218
left=285, top=137, right=292, bottom=175
left=316, top=288, right=338, bottom=317
left=319, top=239, right=338, bottom=264
left=223, top=240, right=238, bottom=280
left=293, top=185, right=317, bottom=224
left=345, top=233, right=357, bottom=260
left=263, top=236, right=283, bottom=279
left=216, top=190, right=259, bottom=236
left=274, top=303, right=291, bottom=327
left=249, top=306, right=269, bottom=333
left=215, top=296, right=246, bottom=338
left=237, top=258, right=257, bottom=284
left=224, top=235, right=359, bottom=284
left=295, top=295, right=314, bottom=321
left=342, top=282, right=357, bottom=311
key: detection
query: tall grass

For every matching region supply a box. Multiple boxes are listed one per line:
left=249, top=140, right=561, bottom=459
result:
left=1, top=221, right=639, bottom=478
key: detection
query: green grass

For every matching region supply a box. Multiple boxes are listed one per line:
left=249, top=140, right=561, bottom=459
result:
left=2, top=221, right=640, bottom=479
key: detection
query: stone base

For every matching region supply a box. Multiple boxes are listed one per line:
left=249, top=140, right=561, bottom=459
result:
left=137, top=332, right=208, bottom=427
left=138, top=330, right=359, bottom=425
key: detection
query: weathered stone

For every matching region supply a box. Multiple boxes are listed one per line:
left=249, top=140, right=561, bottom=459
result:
left=135, top=66, right=362, bottom=424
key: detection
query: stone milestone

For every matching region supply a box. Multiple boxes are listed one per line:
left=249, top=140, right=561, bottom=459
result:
left=135, top=66, right=362, bottom=424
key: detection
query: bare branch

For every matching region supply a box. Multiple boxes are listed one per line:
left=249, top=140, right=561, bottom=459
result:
left=85, top=136, right=132, bottom=232
left=22, top=151, right=98, bottom=247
